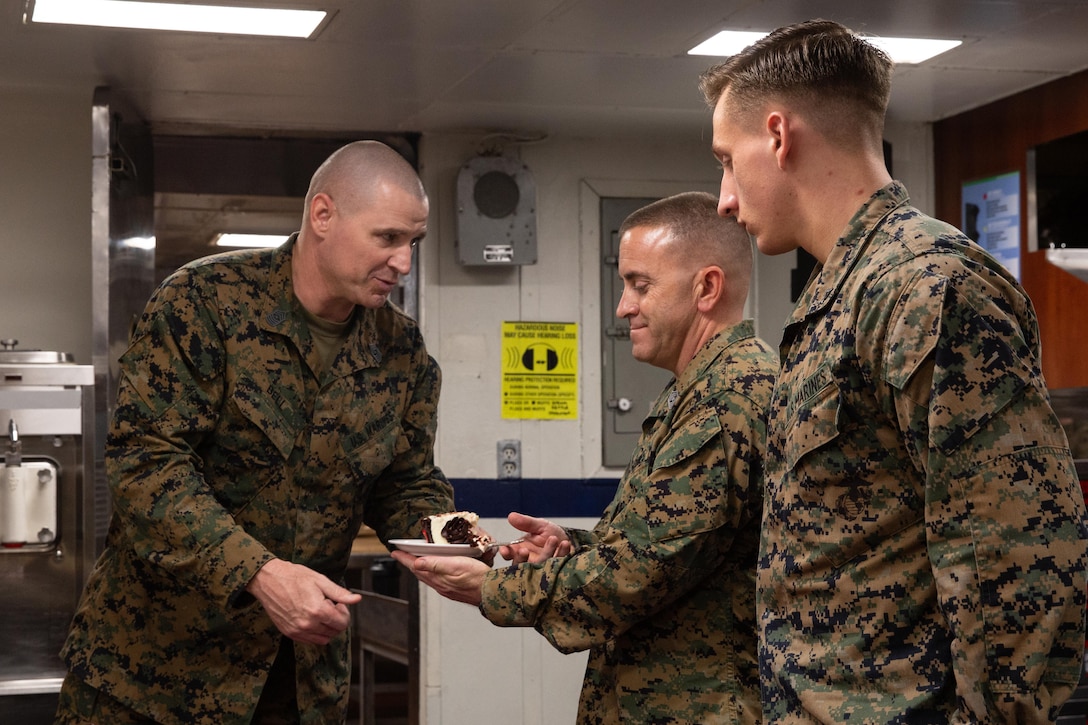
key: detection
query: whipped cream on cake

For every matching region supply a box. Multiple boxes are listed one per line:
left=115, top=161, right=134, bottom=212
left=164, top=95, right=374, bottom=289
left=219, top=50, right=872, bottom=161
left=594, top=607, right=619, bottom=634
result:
left=421, top=511, right=493, bottom=550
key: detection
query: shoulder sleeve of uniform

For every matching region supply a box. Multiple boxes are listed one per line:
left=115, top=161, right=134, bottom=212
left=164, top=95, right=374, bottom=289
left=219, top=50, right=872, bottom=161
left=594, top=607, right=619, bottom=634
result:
left=121, top=269, right=225, bottom=411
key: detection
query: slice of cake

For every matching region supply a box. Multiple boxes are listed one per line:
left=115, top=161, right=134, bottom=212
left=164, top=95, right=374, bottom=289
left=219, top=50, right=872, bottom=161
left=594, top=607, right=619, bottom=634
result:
left=421, top=511, right=493, bottom=550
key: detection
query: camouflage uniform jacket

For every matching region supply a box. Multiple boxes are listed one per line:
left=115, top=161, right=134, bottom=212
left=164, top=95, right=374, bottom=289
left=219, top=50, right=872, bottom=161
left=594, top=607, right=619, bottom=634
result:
left=61, top=236, right=455, bottom=725
left=759, top=182, right=1088, bottom=723
left=480, top=320, right=776, bottom=724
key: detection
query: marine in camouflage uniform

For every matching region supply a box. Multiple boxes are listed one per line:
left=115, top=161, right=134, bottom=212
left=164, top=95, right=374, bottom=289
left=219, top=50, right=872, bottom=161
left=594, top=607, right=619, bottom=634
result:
left=392, top=192, right=771, bottom=722
left=758, top=181, right=1088, bottom=722
left=480, top=320, right=776, bottom=724
left=58, top=144, right=455, bottom=724
left=699, top=20, right=1088, bottom=722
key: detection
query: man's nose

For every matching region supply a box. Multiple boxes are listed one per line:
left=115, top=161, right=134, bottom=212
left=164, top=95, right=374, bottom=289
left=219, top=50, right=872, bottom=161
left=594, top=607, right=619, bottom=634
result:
left=717, top=189, right=738, bottom=218
left=718, top=175, right=738, bottom=218
left=391, top=245, right=413, bottom=275
left=616, top=290, right=635, bottom=319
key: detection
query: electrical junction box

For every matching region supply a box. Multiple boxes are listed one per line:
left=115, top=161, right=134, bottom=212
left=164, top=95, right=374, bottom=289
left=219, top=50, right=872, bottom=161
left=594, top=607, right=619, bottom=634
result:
left=456, top=155, right=537, bottom=266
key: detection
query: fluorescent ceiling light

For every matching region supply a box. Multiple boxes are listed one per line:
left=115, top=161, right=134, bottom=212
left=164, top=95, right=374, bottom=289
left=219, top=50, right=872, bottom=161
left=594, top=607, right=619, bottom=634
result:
left=688, top=31, right=769, bottom=58
left=864, top=36, right=962, bottom=65
left=213, top=233, right=289, bottom=248
left=688, top=30, right=961, bottom=64
left=121, top=236, right=156, bottom=250
left=29, top=0, right=328, bottom=39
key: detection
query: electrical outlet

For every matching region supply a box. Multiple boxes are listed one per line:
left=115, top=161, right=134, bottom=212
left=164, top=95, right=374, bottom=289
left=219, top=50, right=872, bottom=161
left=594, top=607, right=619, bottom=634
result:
left=497, top=439, right=521, bottom=480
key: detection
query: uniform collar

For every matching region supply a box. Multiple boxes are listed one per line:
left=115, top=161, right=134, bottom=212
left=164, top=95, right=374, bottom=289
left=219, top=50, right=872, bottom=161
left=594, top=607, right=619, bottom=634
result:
left=257, top=233, right=385, bottom=378
left=791, top=181, right=909, bottom=323
left=653, top=319, right=757, bottom=416
left=256, top=233, right=305, bottom=341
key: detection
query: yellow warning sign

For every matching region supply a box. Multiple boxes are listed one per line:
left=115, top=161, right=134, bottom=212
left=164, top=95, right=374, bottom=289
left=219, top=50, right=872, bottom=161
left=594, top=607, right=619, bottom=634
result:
left=501, top=321, right=578, bottom=419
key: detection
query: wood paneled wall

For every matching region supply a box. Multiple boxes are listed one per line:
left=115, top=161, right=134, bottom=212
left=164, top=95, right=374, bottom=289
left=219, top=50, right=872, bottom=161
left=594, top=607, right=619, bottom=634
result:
left=933, top=68, right=1088, bottom=390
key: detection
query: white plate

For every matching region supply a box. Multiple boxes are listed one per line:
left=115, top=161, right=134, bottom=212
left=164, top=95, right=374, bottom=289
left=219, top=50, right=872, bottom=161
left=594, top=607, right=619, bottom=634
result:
left=389, top=539, right=484, bottom=558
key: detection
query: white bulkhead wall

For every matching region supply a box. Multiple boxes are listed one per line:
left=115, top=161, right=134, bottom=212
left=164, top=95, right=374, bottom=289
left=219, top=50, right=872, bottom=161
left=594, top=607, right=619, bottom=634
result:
left=418, top=131, right=725, bottom=481
left=416, top=125, right=931, bottom=481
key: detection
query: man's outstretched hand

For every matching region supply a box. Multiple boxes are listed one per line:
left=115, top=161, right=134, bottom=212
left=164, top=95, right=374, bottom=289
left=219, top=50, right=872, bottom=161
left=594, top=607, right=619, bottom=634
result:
left=500, top=511, right=573, bottom=564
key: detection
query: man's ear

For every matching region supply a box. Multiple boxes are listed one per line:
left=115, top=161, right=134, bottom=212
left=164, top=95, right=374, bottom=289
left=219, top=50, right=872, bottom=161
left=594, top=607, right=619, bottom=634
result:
left=767, top=111, right=792, bottom=170
left=694, top=266, right=725, bottom=312
left=309, top=192, right=334, bottom=235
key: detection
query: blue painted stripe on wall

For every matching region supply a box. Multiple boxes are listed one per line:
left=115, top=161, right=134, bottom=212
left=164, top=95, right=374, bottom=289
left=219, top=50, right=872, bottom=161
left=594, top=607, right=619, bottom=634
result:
left=450, top=478, right=620, bottom=518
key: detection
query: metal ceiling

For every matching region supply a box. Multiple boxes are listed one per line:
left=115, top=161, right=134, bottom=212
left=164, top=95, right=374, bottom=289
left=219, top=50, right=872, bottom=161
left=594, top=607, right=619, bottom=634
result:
left=3, top=0, right=1088, bottom=271
left=5, top=0, right=1088, bottom=136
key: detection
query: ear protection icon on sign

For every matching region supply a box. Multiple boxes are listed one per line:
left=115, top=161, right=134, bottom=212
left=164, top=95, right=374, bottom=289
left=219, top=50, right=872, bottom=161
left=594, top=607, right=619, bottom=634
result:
left=521, top=344, right=558, bottom=371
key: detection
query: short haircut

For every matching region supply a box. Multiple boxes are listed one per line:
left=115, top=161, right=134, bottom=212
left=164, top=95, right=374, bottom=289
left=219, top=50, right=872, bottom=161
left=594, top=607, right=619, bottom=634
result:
left=699, top=19, right=892, bottom=148
left=620, top=191, right=753, bottom=308
left=305, top=140, right=425, bottom=217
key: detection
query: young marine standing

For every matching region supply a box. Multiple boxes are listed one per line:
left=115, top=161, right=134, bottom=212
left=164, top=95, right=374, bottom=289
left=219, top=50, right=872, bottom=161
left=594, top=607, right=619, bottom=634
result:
left=701, top=19, right=1088, bottom=723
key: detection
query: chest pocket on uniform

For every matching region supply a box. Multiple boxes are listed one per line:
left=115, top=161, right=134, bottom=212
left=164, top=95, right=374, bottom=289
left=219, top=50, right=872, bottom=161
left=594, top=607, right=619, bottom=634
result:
left=784, top=368, right=842, bottom=472
left=341, top=416, right=400, bottom=490
left=644, top=412, right=726, bottom=541
left=231, top=375, right=297, bottom=460
left=651, top=411, right=722, bottom=472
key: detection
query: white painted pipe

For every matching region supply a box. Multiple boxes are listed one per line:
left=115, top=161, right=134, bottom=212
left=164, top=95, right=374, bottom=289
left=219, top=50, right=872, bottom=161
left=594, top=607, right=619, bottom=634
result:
left=0, top=465, right=27, bottom=546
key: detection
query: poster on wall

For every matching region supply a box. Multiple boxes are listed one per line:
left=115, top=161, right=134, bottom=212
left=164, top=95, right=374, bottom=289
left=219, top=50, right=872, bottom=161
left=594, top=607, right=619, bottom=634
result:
left=961, top=170, right=1021, bottom=280
left=501, top=321, right=578, bottom=419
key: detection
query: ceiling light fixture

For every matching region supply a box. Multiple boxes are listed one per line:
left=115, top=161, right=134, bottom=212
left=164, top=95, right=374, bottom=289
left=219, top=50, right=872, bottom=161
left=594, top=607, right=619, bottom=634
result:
left=27, top=0, right=328, bottom=39
left=688, top=30, right=961, bottom=65
left=864, top=36, right=963, bottom=65
left=213, top=233, right=289, bottom=248
left=687, top=31, right=768, bottom=58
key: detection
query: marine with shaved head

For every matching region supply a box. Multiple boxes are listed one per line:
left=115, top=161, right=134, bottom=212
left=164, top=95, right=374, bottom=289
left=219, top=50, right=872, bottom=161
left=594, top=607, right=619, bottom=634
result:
left=57, top=141, right=456, bottom=725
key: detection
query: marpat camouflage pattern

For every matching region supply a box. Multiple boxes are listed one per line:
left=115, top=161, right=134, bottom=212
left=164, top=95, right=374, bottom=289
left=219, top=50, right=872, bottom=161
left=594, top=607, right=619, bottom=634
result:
left=759, top=182, right=1088, bottom=723
left=481, top=320, right=776, bottom=724
left=61, top=236, right=454, bottom=724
